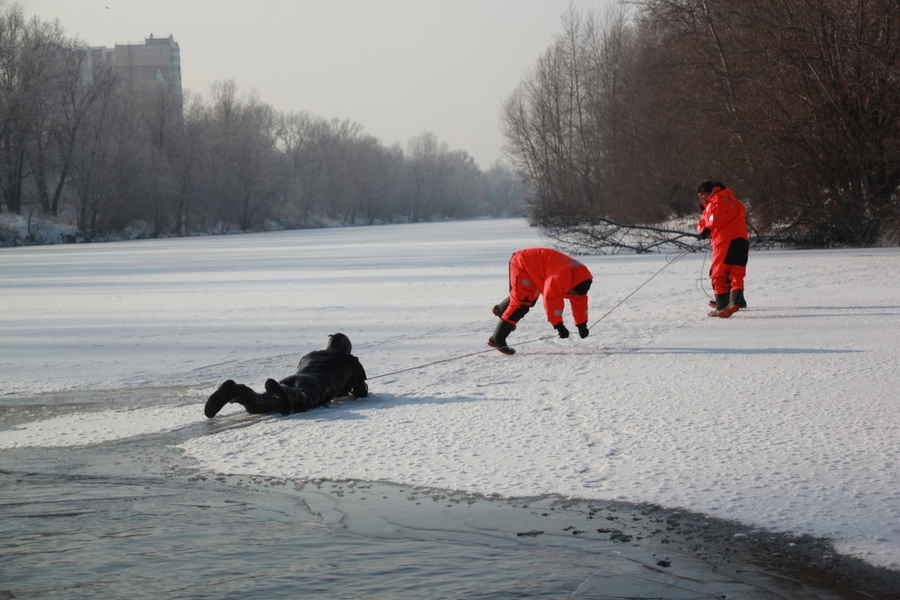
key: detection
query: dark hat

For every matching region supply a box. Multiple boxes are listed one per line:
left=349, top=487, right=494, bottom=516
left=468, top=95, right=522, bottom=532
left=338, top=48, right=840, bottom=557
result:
left=697, top=180, right=726, bottom=194
left=326, top=332, right=352, bottom=354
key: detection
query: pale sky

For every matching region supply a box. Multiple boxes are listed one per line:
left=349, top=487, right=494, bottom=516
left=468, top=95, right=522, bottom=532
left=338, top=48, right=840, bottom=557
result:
left=22, top=0, right=618, bottom=169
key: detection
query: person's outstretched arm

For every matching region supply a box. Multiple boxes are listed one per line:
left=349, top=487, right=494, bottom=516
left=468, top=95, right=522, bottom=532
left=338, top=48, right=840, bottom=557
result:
left=350, top=360, right=368, bottom=397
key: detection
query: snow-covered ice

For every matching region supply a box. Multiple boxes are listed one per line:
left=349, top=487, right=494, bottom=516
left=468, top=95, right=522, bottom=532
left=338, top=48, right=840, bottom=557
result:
left=1, top=218, right=898, bottom=570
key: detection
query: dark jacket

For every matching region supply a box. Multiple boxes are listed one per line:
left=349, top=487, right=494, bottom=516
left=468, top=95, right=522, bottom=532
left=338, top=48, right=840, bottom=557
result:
left=279, top=350, right=367, bottom=411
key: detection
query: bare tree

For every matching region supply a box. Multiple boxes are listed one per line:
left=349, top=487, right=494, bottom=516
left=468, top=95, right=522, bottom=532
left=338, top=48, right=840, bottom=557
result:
left=507, top=0, right=899, bottom=251
left=31, top=44, right=114, bottom=217
left=3, top=5, right=532, bottom=242
left=0, top=5, right=64, bottom=214
left=503, top=7, right=660, bottom=228
left=638, top=0, right=900, bottom=245
left=407, top=132, right=444, bottom=222
left=71, top=79, right=145, bottom=236
left=134, top=74, right=182, bottom=235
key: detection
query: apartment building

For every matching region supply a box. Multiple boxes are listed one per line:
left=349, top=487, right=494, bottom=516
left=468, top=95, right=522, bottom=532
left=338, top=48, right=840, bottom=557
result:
left=82, top=34, right=182, bottom=100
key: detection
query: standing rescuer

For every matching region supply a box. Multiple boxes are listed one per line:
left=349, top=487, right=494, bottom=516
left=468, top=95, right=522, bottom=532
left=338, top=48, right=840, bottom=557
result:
left=696, top=180, right=749, bottom=318
left=488, top=247, right=593, bottom=355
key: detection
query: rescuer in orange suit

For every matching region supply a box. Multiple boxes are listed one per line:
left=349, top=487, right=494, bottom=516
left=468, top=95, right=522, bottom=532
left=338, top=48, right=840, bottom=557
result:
left=696, top=180, right=749, bottom=318
left=487, top=248, right=593, bottom=355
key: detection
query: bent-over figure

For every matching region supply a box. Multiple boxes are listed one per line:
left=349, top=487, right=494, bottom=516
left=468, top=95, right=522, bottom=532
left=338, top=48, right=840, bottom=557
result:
left=488, top=247, right=594, bottom=355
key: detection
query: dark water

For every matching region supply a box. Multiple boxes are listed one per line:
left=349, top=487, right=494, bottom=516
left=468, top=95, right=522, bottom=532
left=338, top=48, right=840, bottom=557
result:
left=1, top=387, right=898, bottom=599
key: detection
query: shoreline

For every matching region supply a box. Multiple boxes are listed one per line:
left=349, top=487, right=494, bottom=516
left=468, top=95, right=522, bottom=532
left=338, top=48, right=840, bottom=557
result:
left=2, top=428, right=898, bottom=599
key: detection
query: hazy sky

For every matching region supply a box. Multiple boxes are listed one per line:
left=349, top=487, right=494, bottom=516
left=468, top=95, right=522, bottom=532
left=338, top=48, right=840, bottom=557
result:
left=23, top=0, right=616, bottom=169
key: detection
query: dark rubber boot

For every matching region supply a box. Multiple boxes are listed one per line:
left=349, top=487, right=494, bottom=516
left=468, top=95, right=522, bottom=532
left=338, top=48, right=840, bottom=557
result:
left=220, top=382, right=281, bottom=415
left=492, top=297, right=510, bottom=318
left=707, top=293, right=730, bottom=317
left=205, top=380, right=237, bottom=418
left=710, top=290, right=746, bottom=310
left=716, top=289, right=743, bottom=318
left=488, top=320, right=516, bottom=355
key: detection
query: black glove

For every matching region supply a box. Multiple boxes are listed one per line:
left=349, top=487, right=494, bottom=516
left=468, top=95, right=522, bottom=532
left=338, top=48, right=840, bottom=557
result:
left=698, top=228, right=711, bottom=240
left=576, top=322, right=589, bottom=338
left=554, top=323, right=570, bottom=339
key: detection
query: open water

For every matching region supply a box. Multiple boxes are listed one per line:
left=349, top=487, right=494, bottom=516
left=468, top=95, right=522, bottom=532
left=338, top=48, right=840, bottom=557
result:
left=1, top=387, right=897, bottom=599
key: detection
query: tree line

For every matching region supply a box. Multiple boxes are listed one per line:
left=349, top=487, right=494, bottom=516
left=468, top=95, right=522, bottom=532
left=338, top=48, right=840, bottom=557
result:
left=503, top=1, right=900, bottom=249
left=0, top=3, right=527, bottom=243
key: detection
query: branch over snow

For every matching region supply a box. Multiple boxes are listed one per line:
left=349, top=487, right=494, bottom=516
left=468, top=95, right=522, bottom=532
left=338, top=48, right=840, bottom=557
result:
left=540, top=215, right=703, bottom=254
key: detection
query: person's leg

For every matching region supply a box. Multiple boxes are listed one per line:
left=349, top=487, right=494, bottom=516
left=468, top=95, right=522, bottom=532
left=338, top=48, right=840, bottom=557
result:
left=708, top=266, right=730, bottom=316
left=711, top=265, right=746, bottom=318
left=492, top=297, right=509, bottom=318
left=489, top=254, right=532, bottom=354
left=489, top=295, right=537, bottom=354
left=724, top=239, right=749, bottom=311
left=205, top=380, right=238, bottom=418
left=267, top=379, right=324, bottom=413
left=708, top=279, right=728, bottom=308
left=238, top=384, right=289, bottom=415
left=729, top=265, right=747, bottom=308
left=205, top=381, right=279, bottom=417
left=488, top=319, right=517, bottom=354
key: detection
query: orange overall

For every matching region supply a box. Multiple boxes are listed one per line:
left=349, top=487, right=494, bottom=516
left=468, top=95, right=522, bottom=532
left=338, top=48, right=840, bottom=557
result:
left=500, top=248, right=593, bottom=326
left=697, top=187, right=749, bottom=295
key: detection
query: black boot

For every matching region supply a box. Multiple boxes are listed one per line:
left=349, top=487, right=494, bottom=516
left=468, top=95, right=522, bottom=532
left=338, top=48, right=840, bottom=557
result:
left=219, top=382, right=281, bottom=415
left=492, top=297, right=510, bottom=318
left=717, top=289, right=744, bottom=318
left=205, top=380, right=237, bottom=418
left=488, top=320, right=516, bottom=355
left=733, top=289, right=747, bottom=308
left=707, top=293, right=730, bottom=317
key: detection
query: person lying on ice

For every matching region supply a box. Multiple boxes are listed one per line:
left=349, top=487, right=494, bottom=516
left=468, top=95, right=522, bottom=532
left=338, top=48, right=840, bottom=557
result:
left=204, top=332, right=368, bottom=418
left=488, top=247, right=593, bottom=355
